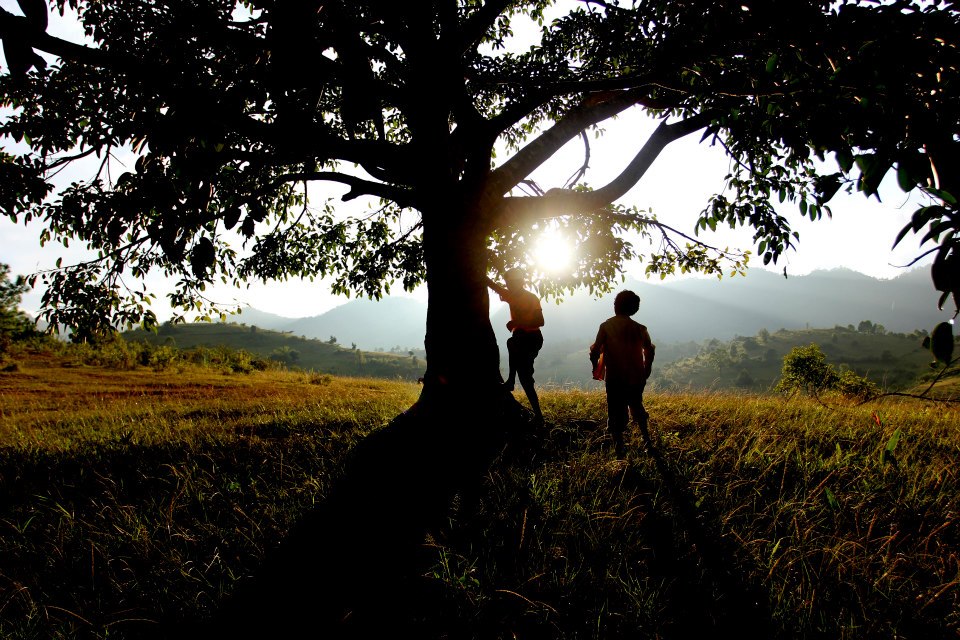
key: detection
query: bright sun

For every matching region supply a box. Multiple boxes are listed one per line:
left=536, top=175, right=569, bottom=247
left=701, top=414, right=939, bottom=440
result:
left=533, top=229, right=575, bottom=275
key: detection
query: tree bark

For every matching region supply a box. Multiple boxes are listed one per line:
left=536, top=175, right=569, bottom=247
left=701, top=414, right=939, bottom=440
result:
left=417, top=199, right=507, bottom=411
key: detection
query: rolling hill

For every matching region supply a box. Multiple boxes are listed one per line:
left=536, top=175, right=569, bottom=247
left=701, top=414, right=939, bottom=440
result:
left=233, top=268, right=947, bottom=354
left=124, top=323, right=424, bottom=380
left=128, top=267, right=949, bottom=388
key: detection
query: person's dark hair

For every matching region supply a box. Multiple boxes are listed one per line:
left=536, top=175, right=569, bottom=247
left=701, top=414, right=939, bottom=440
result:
left=613, top=290, right=641, bottom=316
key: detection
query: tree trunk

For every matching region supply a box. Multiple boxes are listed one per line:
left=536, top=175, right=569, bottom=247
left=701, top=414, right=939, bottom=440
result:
left=211, top=201, right=531, bottom=638
left=416, top=203, right=507, bottom=411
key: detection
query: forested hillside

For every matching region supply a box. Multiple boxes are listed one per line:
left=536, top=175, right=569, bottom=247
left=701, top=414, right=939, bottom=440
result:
left=124, top=323, right=424, bottom=380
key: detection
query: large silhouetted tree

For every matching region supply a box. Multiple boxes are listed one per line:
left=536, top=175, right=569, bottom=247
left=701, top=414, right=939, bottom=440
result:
left=1, top=0, right=959, bottom=413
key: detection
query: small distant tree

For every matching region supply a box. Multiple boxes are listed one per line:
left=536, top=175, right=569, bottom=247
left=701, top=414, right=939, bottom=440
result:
left=857, top=320, right=874, bottom=333
left=0, top=263, right=36, bottom=350
left=270, top=346, right=299, bottom=366
left=776, top=344, right=839, bottom=396
left=734, top=368, right=755, bottom=389
left=776, top=343, right=877, bottom=400
left=707, top=348, right=733, bottom=375
left=327, top=336, right=338, bottom=346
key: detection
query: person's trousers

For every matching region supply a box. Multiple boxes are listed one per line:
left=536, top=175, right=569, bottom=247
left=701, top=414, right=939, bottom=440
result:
left=605, top=381, right=647, bottom=436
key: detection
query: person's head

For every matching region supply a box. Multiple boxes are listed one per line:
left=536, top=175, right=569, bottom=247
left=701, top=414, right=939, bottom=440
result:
left=613, top=290, right=641, bottom=316
left=504, top=268, right=526, bottom=289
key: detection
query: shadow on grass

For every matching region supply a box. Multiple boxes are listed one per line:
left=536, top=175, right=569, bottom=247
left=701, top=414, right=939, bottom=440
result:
left=199, top=393, right=524, bottom=639
left=197, top=411, right=775, bottom=639
left=635, top=437, right=774, bottom=639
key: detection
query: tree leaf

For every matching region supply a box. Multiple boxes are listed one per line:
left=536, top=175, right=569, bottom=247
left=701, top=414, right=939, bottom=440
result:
left=928, top=188, right=958, bottom=206
left=190, top=237, right=215, bottom=280
left=765, top=53, right=779, bottom=73
left=930, top=321, right=954, bottom=365
left=896, top=164, right=915, bottom=192
left=836, top=149, right=854, bottom=173
left=891, top=221, right=912, bottom=249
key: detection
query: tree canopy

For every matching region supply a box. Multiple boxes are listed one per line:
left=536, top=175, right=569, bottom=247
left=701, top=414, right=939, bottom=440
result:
left=1, top=0, right=958, bottom=346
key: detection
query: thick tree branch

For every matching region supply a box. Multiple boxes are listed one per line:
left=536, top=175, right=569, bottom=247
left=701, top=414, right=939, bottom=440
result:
left=489, top=89, right=659, bottom=196
left=268, top=171, right=416, bottom=209
left=0, top=9, right=105, bottom=66
left=492, top=111, right=715, bottom=229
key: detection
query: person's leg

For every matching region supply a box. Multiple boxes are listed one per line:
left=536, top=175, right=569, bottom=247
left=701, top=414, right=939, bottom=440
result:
left=516, top=333, right=543, bottom=421
left=519, top=377, right=542, bottom=419
left=606, top=382, right=628, bottom=456
left=505, top=334, right=518, bottom=390
left=627, top=383, right=650, bottom=446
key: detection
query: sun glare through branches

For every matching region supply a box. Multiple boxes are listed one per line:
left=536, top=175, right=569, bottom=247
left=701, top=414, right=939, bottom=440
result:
left=533, top=228, right=575, bottom=275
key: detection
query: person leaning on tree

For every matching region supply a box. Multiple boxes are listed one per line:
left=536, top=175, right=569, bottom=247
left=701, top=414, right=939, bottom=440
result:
left=590, top=290, right=655, bottom=456
left=487, top=269, right=544, bottom=424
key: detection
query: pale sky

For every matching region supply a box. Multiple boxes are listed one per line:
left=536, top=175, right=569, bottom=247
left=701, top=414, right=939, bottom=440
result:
left=0, top=1, right=936, bottom=321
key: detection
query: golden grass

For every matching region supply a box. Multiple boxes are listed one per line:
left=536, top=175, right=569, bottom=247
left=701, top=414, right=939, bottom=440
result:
left=0, top=359, right=419, bottom=450
left=0, top=359, right=958, bottom=638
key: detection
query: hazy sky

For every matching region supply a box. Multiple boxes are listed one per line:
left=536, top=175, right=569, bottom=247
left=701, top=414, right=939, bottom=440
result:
left=0, top=1, right=936, bottom=320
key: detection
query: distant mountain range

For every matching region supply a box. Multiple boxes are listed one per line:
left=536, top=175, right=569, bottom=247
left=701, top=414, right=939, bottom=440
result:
left=231, top=268, right=948, bottom=352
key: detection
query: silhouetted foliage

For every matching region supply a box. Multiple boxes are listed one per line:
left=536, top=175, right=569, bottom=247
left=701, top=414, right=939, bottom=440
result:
left=1, top=1, right=958, bottom=393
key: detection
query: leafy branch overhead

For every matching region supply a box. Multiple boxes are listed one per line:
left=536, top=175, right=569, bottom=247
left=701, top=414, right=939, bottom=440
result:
left=0, top=1, right=958, bottom=338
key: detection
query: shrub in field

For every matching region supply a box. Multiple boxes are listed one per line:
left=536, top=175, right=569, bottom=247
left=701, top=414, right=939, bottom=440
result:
left=91, top=334, right=141, bottom=369
left=145, top=344, right=180, bottom=371
left=776, top=344, right=838, bottom=395
left=180, top=345, right=275, bottom=373
left=776, top=343, right=877, bottom=399
left=834, top=367, right=879, bottom=400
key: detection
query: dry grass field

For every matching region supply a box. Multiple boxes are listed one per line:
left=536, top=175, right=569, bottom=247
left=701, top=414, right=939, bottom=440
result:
left=1, top=353, right=958, bottom=638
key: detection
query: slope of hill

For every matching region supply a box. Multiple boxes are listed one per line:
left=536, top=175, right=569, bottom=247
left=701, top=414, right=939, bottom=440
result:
left=501, top=267, right=947, bottom=348
left=234, top=267, right=946, bottom=355
left=215, top=268, right=947, bottom=389
left=124, top=323, right=424, bottom=380
left=654, top=325, right=934, bottom=392
left=232, top=297, right=428, bottom=352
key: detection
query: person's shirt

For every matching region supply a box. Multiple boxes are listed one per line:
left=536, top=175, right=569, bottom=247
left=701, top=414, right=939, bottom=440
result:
left=500, top=288, right=544, bottom=331
left=590, top=315, right=654, bottom=385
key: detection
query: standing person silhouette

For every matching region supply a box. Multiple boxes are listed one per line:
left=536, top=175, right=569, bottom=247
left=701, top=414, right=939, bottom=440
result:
left=590, top=290, right=655, bottom=456
left=487, top=269, right=544, bottom=424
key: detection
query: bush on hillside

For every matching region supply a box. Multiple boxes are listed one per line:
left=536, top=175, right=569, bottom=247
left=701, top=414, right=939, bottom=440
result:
left=776, top=343, right=877, bottom=400
left=0, top=264, right=39, bottom=353
left=834, top=368, right=880, bottom=400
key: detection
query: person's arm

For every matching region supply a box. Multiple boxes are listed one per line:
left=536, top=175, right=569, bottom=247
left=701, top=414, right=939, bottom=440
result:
left=589, top=325, right=605, bottom=370
left=485, top=276, right=508, bottom=299
left=641, top=329, right=655, bottom=380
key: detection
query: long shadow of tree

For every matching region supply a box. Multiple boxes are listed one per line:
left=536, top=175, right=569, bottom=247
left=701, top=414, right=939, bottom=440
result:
left=205, top=391, right=526, bottom=639
left=195, top=407, right=783, bottom=640
left=202, top=399, right=779, bottom=639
